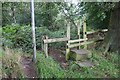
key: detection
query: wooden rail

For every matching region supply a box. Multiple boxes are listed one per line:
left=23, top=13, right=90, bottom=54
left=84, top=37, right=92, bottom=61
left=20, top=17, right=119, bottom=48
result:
left=68, top=41, right=94, bottom=48
left=43, top=37, right=69, bottom=44
left=68, top=38, right=88, bottom=43
left=68, top=38, right=104, bottom=48
left=87, top=29, right=108, bottom=35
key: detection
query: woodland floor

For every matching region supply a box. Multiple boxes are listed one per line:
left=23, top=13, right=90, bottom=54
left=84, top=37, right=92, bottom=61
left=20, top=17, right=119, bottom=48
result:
left=48, top=48, right=69, bottom=69
left=20, top=48, right=68, bottom=78
left=20, top=56, right=37, bottom=78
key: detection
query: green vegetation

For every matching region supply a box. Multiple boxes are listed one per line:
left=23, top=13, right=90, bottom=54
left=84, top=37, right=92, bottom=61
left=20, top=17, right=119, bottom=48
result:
left=1, top=48, right=119, bottom=78
left=1, top=48, right=24, bottom=78
left=36, top=50, right=119, bottom=78
left=2, top=24, right=82, bottom=52
left=1, top=2, right=120, bottom=78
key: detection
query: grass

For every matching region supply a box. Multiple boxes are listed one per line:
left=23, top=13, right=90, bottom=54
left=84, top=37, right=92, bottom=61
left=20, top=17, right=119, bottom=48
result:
left=82, top=50, right=119, bottom=78
left=0, top=47, right=3, bottom=79
left=36, top=50, right=119, bottom=78
left=1, top=47, right=24, bottom=78
left=1, top=47, right=119, bottom=78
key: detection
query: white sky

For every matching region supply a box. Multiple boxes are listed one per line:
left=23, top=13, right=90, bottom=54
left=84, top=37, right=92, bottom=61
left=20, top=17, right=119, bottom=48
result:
left=65, top=0, right=78, bottom=4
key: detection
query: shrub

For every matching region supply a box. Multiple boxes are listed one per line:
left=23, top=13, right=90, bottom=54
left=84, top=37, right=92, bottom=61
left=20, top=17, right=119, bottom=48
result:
left=2, top=24, right=68, bottom=52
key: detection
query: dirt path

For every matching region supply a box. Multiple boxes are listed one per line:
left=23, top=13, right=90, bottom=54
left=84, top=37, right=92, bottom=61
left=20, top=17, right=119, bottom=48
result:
left=49, top=48, right=68, bottom=68
left=20, top=56, right=37, bottom=78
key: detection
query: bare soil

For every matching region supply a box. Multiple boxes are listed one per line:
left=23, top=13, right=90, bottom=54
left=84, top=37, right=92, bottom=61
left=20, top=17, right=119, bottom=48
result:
left=48, top=48, right=68, bottom=68
left=20, top=56, right=37, bottom=78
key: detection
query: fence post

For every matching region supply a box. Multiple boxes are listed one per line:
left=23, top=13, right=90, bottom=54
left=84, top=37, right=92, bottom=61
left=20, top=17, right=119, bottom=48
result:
left=41, top=36, right=45, bottom=51
left=44, top=35, right=48, bottom=58
left=66, top=22, right=70, bottom=61
left=77, top=20, right=81, bottom=49
left=66, top=42, right=70, bottom=61
left=83, top=16, right=87, bottom=49
left=67, top=22, right=70, bottom=40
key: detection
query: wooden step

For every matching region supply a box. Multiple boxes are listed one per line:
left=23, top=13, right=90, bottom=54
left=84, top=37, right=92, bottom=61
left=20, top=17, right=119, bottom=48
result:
left=76, top=60, right=94, bottom=67
left=71, top=49, right=89, bottom=55
left=69, top=49, right=92, bottom=61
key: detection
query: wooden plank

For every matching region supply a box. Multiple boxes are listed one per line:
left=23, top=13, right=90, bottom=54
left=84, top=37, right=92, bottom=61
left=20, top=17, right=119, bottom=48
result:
left=77, top=21, right=80, bottom=35
left=102, top=29, right=108, bottom=32
left=83, top=16, right=87, bottom=49
left=68, top=38, right=87, bottom=43
left=66, top=42, right=70, bottom=61
left=77, top=20, right=81, bottom=49
left=71, top=49, right=89, bottom=55
left=66, top=48, right=70, bottom=61
left=44, top=43, right=48, bottom=58
left=68, top=41, right=95, bottom=48
left=41, top=36, right=45, bottom=51
left=87, top=31, right=97, bottom=35
left=87, top=29, right=108, bottom=35
left=68, top=39, right=104, bottom=48
left=76, top=61, right=94, bottom=67
left=44, top=36, right=48, bottom=58
left=67, top=22, right=70, bottom=40
left=44, top=37, right=69, bottom=44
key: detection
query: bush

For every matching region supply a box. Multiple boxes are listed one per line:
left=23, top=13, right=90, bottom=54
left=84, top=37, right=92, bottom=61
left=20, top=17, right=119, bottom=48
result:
left=2, top=24, right=67, bottom=52
left=2, top=24, right=33, bottom=53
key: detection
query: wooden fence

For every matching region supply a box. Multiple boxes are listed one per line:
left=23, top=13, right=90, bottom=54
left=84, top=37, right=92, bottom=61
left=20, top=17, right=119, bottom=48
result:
left=42, top=17, right=108, bottom=60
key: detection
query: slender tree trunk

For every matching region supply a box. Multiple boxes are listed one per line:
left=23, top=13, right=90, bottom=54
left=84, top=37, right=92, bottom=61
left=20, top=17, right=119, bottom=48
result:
left=11, top=3, right=16, bottom=24
left=104, top=2, right=120, bottom=53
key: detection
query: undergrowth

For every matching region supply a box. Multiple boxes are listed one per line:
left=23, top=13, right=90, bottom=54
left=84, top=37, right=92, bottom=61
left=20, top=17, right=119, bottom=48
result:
left=36, top=50, right=119, bottom=78
left=1, top=47, right=24, bottom=78
left=1, top=47, right=119, bottom=78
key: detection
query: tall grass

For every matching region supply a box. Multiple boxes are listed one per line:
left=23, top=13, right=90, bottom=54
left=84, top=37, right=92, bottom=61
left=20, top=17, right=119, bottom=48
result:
left=1, top=47, right=24, bottom=78
left=0, top=47, right=3, bottom=79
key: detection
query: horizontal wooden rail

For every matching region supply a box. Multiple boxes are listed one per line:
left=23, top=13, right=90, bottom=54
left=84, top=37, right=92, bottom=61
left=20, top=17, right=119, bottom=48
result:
left=68, top=38, right=88, bottom=43
left=44, top=37, right=69, bottom=44
left=68, top=38, right=104, bottom=48
left=68, top=41, right=95, bottom=48
left=87, top=29, right=108, bottom=35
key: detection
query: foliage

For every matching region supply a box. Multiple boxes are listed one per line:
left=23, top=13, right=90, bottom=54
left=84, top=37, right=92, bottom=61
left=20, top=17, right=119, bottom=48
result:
left=36, top=51, right=82, bottom=78
left=2, top=2, right=116, bottom=30
left=2, top=2, right=119, bottom=79
left=36, top=50, right=119, bottom=78
left=2, top=2, right=62, bottom=31
left=1, top=47, right=24, bottom=78
left=82, top=2, right=115, bottom=29
left=2, top=24, right=32, bottom=53
left=36, top=51, right=64, bottom=78
left=2, top=24, right=68, bottom=52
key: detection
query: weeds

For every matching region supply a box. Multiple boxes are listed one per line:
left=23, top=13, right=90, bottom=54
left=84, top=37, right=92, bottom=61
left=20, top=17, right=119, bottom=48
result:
left=36, top=50, right=119, bottom=78
left=1, top=47, right=24, bottom=78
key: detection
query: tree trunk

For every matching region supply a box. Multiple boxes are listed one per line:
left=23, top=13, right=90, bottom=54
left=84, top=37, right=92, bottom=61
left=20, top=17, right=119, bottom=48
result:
left=105, top=2, right=120, bottom=53
left=11, top=3, right=16, bottom=24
